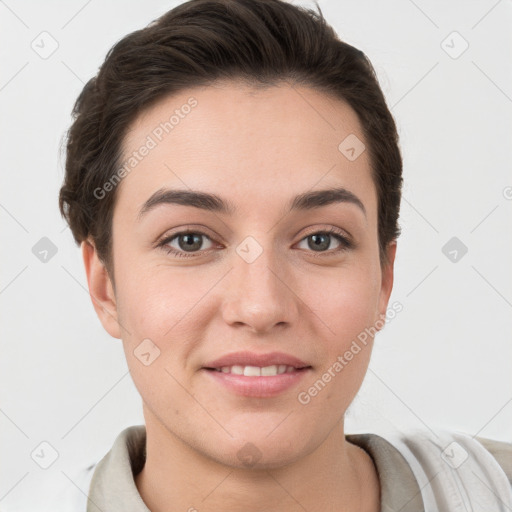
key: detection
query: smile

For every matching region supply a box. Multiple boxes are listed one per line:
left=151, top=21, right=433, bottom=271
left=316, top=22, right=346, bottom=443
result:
left=207, top=364, right=303, bottom=376
left=202, top=366, right=311, bottom=398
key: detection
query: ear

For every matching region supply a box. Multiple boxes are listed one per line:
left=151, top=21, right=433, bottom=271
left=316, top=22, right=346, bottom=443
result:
left=81, top=239, right=121, bottom=339
left=376, top=240, right=397, bottom=327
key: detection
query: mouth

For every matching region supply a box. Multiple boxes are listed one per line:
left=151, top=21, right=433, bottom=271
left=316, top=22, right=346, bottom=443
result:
left=201, top=365, right=312, bottom=398
left=202, top=350, right=312, bottom=373
left=203, top=365, right=312, bottom=376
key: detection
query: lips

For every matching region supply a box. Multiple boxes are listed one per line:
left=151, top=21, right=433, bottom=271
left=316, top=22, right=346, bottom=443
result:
left=203, top=364, right=311, bottom=398
left=202, top=350, right=311, bottom=370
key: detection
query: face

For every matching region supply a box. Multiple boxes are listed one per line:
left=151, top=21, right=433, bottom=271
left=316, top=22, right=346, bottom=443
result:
left=84, top=81, right=395, bottom=469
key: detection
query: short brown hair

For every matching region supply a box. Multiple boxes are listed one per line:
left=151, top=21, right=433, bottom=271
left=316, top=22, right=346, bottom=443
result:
left=59, top=0, right=403, bottom=281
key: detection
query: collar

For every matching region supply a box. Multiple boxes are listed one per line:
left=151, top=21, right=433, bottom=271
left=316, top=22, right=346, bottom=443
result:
left=87, top=425, right=424, bottom=512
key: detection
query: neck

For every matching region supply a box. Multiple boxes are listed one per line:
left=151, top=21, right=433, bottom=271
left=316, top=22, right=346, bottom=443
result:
left=135, top=407, right=380, bottom=512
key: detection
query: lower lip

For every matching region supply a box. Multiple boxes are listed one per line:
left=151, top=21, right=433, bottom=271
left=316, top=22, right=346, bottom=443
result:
left=202, top=368, right=311, bottom=398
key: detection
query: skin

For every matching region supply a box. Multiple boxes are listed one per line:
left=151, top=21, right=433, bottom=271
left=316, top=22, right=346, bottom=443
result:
left=82, top=81, right=396, bottom=512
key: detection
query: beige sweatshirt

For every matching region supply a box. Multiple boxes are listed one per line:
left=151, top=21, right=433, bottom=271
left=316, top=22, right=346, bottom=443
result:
left=75, top=425, right=511, bottom=512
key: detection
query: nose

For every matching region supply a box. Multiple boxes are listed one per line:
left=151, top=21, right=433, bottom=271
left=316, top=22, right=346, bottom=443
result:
left=220, top=239, right=299, bottom=334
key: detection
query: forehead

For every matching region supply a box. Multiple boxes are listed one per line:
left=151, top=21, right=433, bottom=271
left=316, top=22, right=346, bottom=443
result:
left=123, top=81, right=365, bottom=153
left=116, top=81, right=376, bottom=222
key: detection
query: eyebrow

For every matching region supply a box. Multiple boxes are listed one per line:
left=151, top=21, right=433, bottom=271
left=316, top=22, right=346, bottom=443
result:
left=137, top=186, right=366, bottom=221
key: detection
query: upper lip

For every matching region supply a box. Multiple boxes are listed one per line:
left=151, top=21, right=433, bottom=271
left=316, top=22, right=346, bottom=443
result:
left=203, top=351, right=311, bottom=369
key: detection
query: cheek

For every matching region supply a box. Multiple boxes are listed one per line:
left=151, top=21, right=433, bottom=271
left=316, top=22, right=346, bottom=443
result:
left=114, top=266, right=215, bottom=389
left=301, top=269, right=378, bottom=397
left=305, top=267, right=379, bottom=339
left=116, top=265, right=204, bottom=338
left=115, top=274, right=194, bottom=410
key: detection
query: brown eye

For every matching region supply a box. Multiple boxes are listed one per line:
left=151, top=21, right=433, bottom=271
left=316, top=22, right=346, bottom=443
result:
left=158, top=231, right=214, bottom=258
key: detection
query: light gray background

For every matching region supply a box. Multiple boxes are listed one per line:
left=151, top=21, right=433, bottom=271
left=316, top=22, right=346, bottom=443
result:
left=1, top=0, right=511, bottom=510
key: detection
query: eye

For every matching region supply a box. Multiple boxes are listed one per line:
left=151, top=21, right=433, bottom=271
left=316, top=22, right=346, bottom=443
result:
left=296, top=228, right=353, bottom=255
left=157, top=230, right=214, bottom=258
left=157, top=227, right=354, bottom=259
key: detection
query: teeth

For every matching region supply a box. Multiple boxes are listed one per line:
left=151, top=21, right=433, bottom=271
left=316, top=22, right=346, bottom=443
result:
left=244, top=365, right=261, bottom=376
left=214, top=364, right=299, bottom=376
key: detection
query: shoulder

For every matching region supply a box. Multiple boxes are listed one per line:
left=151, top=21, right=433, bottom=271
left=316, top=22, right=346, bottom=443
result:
left=476, top=435, right=512, bottom=483
left=44, top=425, right=146, bottom=511
left=381, top=428, right=512, bottom=510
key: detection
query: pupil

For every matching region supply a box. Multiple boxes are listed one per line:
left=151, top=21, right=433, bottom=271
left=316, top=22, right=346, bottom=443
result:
left=310, top=234, right=329, bottom=251
left=180, top=234, right=201, bottom=251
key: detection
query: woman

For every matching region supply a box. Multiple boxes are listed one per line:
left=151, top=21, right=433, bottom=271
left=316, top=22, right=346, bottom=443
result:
left=58, top=0, right=512, bottom=510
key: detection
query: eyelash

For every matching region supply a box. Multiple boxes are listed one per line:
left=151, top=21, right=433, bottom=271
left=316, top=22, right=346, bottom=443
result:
left=156, top=227, right=354, bottom=259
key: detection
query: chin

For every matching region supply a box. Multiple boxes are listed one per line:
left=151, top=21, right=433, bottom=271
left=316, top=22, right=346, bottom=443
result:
left=205, top=429, right=311, bottom=470
left=215, top=445, right=305, bottom=471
